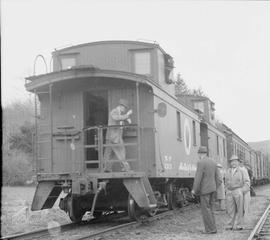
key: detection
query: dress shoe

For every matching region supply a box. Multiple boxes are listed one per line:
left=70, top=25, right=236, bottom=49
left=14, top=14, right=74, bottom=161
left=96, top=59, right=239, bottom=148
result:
left=225, top=226, right=233, bottom=230
left=234, top=227, right=243, bottom=231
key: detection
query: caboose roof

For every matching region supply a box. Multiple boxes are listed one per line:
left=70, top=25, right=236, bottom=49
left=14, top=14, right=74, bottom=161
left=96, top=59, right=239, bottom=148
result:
left=53, top=40, right=170, bottom=56
left=25, top=66, right=158, bottom=91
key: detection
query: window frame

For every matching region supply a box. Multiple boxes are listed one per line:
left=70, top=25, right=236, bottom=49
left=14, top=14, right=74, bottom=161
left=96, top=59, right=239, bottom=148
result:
left=130, top=49, right=153, bottom=76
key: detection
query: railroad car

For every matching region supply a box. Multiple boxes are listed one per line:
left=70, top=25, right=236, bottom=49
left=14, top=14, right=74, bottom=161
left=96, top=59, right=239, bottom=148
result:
left=221, top=124, right=270, bottom=185
left=26, top=40, right=226, bottom=222
left=177, top=95, right=227, bottom=170
left=254, top=151, right=270, bottom=185
left=249, top=149, right=258, bottom=185
left=25, top=40, right=268, bottom=222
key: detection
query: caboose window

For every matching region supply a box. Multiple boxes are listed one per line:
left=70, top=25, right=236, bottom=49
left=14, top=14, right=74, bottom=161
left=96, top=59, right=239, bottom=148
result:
left=134, top=52, right=151, bottom=75
left=192, top=120, right=196, bottom=146
left=194, top=101, right=204, bottom=113
left=176, top=111, right=182, bottom=140
left=61, top=57, right=76, bottom=70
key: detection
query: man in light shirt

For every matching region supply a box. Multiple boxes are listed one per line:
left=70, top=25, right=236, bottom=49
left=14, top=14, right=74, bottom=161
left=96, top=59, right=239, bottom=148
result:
left=225, top=155, right=250, bottom=230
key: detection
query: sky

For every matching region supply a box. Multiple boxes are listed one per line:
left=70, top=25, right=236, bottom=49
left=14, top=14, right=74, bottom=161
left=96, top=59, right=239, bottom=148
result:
left=1, top=0, right=270, bottom=142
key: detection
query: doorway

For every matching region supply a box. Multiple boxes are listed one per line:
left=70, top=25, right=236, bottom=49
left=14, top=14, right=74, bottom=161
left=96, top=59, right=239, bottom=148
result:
left=84, top=90, right=108, bottom=168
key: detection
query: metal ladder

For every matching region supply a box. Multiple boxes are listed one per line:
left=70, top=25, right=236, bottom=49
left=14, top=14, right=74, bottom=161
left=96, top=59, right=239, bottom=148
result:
left=34, top=84, right=53, bottom=173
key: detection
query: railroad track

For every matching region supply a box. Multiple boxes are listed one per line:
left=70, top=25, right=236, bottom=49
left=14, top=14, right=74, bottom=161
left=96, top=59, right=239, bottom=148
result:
left=1, top=211, right=125, bottom=240
left=75, top=209, right=174, bottom=240
left=247, top=202, right=270, bottom=240
left=1, top=222, right=76, bottom=240
left=2, top=204, right=199, bottom=240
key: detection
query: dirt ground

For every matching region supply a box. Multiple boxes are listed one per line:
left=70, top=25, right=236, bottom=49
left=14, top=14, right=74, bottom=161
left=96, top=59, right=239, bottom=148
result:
left=1, top=184, right=270, bottom=239
left=105, top=184, right=270, bottom=240
left=1, top=186, right=70, bottom=237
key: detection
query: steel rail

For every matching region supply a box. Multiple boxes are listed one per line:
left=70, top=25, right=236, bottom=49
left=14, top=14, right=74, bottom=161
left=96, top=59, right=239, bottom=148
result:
left=247, top=201, right=270, bottom=240
left=1, top=222, right=76, bottom=240
left=2, top=204, right=198, bottom=240
left=0, top=211, right=129, bottom=240
left=75, top=210, right=174, bottom=240
left=74, top=205, right=200, bottom=240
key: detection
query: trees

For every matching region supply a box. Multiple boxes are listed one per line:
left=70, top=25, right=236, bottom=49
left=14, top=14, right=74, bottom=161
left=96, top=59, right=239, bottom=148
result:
left=2, top=100, right=35, bottom=185
left=175, top=73, right=207, bottom=97
left=9, top=122, right=34, bottom=154
left=3, top=150, right=33, bottom=186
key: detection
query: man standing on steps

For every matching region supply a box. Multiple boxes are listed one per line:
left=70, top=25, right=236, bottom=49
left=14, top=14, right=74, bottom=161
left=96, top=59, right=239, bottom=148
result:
left=103, top=98, right=133, bottom=172
left=191, top=146, right=222, bottom=234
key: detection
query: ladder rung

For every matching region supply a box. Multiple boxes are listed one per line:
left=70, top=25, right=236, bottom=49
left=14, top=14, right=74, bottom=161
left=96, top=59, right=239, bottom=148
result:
left=85, top=145, right=98, bottom=148
left=85, top=160, right=99, bottom=163
left=37, top=140, right=50, bottom=143
left=36, top=91, right=49, bottom=94
left=38, top=157, right=50, bottom=160
left=103, top=159, right=137, bottom=163
left=103, top=142, right=138, bottom=147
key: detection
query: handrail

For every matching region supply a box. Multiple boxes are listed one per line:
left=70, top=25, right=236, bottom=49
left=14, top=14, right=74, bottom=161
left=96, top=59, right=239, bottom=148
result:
left=83, top=124, right=139, bottom=172
left=83, top=124, right=138, bottom=131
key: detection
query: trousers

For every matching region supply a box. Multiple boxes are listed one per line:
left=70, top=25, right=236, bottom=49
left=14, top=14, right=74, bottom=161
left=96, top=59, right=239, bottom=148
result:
left=226, top=188, right=243, bottom=228
left=103, top=139, right=130, bottom=171
left=200, top=192, right=217, bottom=233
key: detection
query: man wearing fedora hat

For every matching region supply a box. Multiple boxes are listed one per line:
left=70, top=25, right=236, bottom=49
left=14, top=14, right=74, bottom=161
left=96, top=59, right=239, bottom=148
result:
left=103, top=99, right=133, bottom=172
left=225, top=155, right=250, bottom=230
left=191, top=146, right=222, bottom=234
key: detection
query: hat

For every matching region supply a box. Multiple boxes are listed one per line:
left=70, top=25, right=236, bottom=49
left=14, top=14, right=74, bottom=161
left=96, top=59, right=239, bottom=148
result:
left=198, top=146, right=208, bottom=154
left=229, top=155, right=240, bottom=161
left=217, top=163, right=222, bottom=168
left=118, top=99, right=129, bottom=109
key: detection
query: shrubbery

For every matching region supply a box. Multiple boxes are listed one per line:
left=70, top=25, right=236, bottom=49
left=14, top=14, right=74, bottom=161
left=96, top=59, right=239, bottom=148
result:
left=3, top=150, right=34, bottom=186
left=3, top=100, right=35, bottom=186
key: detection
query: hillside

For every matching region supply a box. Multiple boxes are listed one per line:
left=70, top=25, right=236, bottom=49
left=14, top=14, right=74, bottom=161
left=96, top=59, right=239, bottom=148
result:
left=248, top=140, right=270, bottom=156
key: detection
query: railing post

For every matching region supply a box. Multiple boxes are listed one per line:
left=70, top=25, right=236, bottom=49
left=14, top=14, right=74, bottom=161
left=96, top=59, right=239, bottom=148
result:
left=99, top=127, right=104, bottom=172
left=49, top=84, right=53, bottom=172
left=34, top=90, right=38, bottom=174
left=82, top=128, right=86, bottom=172
left=136, top=82, right=141, bottom=169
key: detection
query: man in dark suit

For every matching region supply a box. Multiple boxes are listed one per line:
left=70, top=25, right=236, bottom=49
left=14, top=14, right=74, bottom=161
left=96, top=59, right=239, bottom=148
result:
left=191, top=146, right=222, bottom=234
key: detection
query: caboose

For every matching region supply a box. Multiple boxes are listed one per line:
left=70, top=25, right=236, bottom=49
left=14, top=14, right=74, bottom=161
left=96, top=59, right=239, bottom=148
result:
left=25, top=40, right=227, bottom=222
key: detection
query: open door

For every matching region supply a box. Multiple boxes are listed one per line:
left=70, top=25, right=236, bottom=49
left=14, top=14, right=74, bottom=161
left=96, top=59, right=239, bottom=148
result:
left=84, top=91, right=108, bottom=169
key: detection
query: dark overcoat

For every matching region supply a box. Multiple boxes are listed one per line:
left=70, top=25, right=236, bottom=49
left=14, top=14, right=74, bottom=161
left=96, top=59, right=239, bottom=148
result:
left=193, top=157, right=222, bottom=195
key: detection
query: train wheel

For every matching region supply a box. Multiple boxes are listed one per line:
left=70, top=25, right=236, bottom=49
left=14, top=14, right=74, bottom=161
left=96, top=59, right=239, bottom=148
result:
left=67, top=194, right=85, bottom=223
left=147, top=207, right=158, bottom=217
left=166, top=183, right=179, bottom=210
left=127, top=194, right=145, bottom=220
left=127, top=194, right=158, bottom=220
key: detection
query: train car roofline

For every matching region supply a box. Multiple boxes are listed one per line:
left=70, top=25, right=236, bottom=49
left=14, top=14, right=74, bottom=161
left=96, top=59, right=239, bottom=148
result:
left=25, top=68, right=154, bottom=91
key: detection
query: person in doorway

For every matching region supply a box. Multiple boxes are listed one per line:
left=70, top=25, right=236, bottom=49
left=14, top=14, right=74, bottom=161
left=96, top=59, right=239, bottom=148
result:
left=225, top=155, right=250, bottom=230
left=191, top=146, right=222, bottom=234
left=103, top=99, right=132, bottom=172
left=216, top=163, right=226, bottom=211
